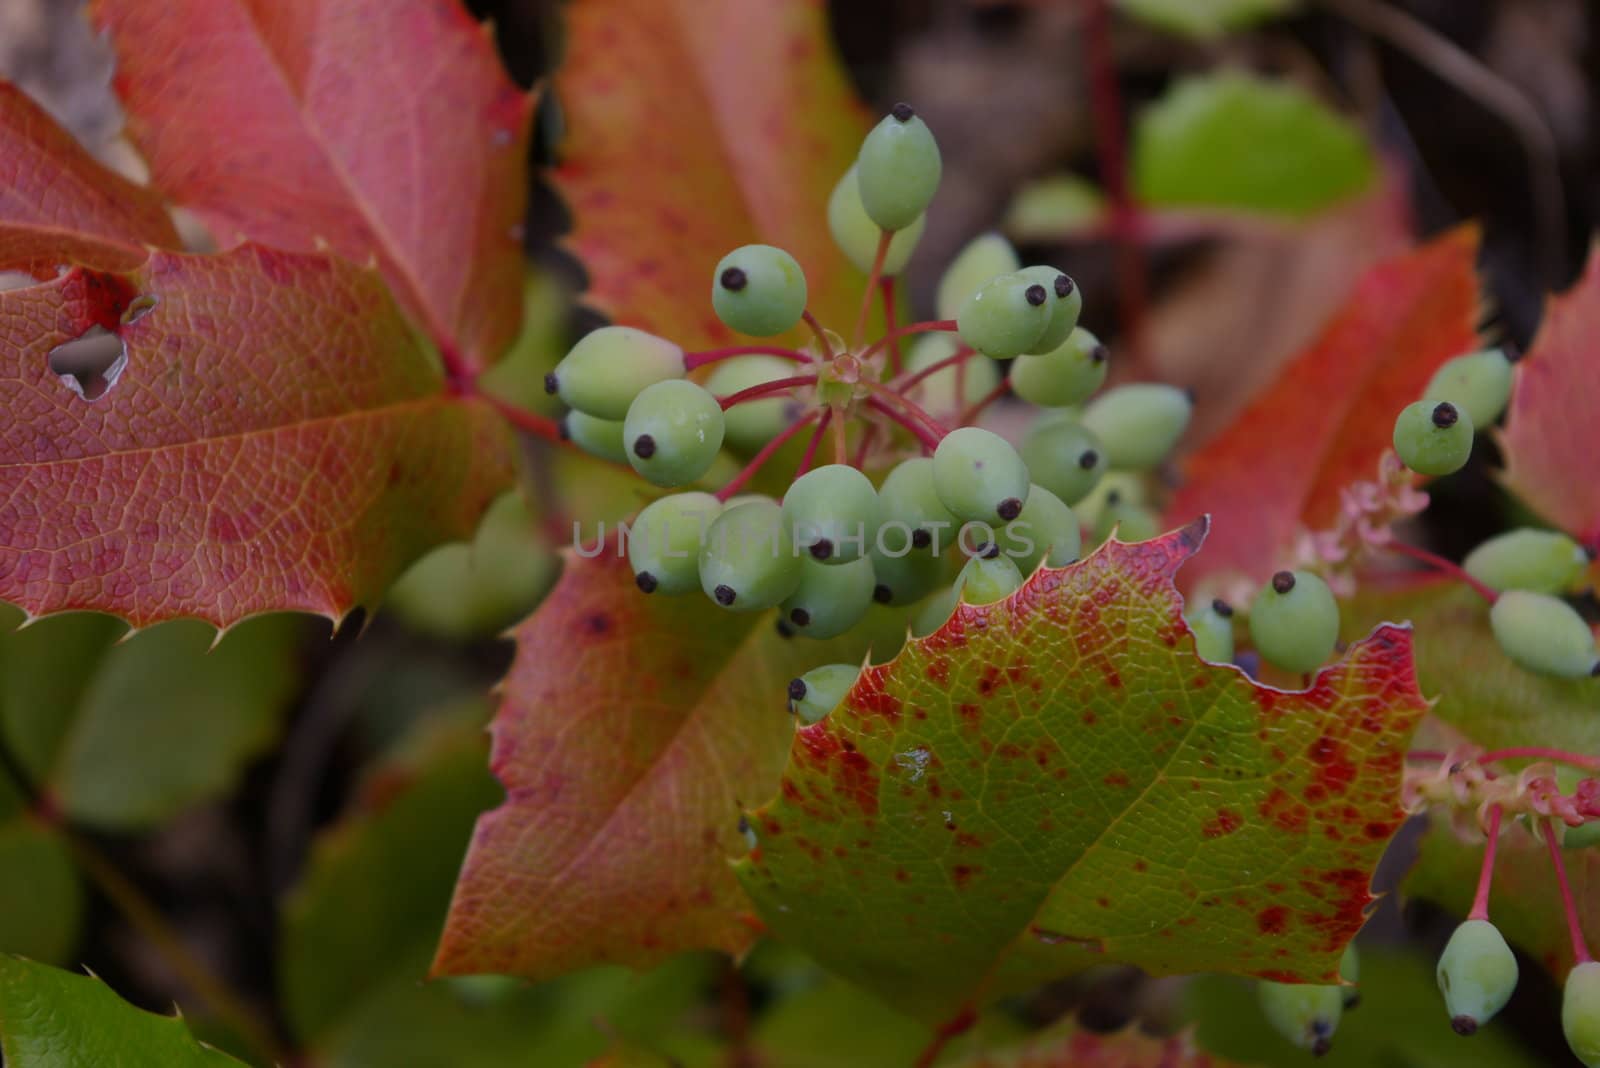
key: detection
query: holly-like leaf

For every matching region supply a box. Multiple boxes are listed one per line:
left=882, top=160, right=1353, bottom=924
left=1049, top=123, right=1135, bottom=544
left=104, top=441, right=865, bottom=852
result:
left=433, top=550, right=910, bottom=979
left=0, top=244, right=515, bottom=628
left=1168, top=228, right=1481, bottom=587
left=91, top=0, right=531, bottom=367
left=551, top=0, right=870, bottom=349
left=1117, top=0, right=1296, bottom=40
left=0, top=82, right=179, bottom=275
left=1500, top=241, right=1600, bottom=546
left=1134, top=71, right=1375, bottom=219
left=0, top=955, right=245, bottom=1066
left=736, top=521, right=1427, bottom=1024
left=951, top=1020, right=1239, bottom=1068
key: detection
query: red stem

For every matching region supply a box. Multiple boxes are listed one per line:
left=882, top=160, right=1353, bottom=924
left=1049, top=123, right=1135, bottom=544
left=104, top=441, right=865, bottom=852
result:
left=880, top=277, right=904, bottom=376
left=852, top=230, right=893, bottom=347
left=1543, top=819, right=1594, bottom=964
left=716, top=410, right=821, bottom=502
left=685, top=345, right=811, bottom=370
left=831, top=410, right=848, bottom=465
left=478, top=391, right=564, bottom=442
left=914, top=1007, right=977, bottom=1068
left=859, top=320, right=959, bottom=364
left=859, top=379, right=948, bottom=441
left=1478, top=748, right=1600, bottom=772
left=801, top=310, right=835, bottom=360
left=959, top=379, right=1010, bottom=424
left=718, top=375, right=817, bottom=410
left=866, top=396, right=940, bottom=453
left=1386, top=540, right=1499, bottom=603
left=891, top=345, right=978, bottom=392
left=795, top=410, right=830, bottom=479
left=1407, top=750, right=1448, bottom=763
left=852, top=419, right=881, bottom=468
left=1469, top=804, right=1503, bottom=921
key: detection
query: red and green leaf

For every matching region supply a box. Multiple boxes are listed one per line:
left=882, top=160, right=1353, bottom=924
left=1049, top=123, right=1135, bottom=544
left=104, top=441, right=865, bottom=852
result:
left=552, top=0, right=870, bottom=349
left=1500, top=241, right=1600, bottom=547
left=91, top=0, right=531, bottom=368
left=1168, top=228, right=1480, bottom=586
left=736, top=521, right=1427, bottom=1024
left=0, top=244, right=514, bottom=628
left=432, top=550, right=909, bottom=979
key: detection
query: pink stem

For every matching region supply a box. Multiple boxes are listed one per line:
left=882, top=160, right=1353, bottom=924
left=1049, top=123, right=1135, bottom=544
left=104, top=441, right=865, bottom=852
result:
left=1469, top=804, right=1503, bottom=921
left=685, top=345, right=811, bottom=370
left=1407, top=750, right=1448, bottom=763
left=859, top=320, right=959, bottom=364
left=866, top=396, right=940, bottom=453
left=1543, top=819, right=1593, bottom=964
left=795, top=410, right=830, bottom=479
left=880, top=277, right=904, bottom=376
left=831, top=410, right=848, bottom=465
left=859, top=379, right=948, bottom=441
left=716, top=410, right=821, bottom=502
left=852, top=419, right=881, bottom=468
left=1386, top=540, right=1499, bottom=603
left=891, top=345, right=978, bottom=392
left=479, top=391, right=564, bottom=442
left=1479, top=748, right=1600, bottom=772
left=801, top=310, right=835, bottom=360
left=852, top=231, right=893, bottom=347
left=718, top=375, right=818, bottom=411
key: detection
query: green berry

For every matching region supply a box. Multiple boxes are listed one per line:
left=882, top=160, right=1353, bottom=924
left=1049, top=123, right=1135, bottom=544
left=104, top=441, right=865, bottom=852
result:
left=1565, top=961, right=1600, bottom=1066
left=1091, top=497, right=1159, bottom=545
left=828, top=163, right=924, bottom=275
left=912, top=583, right=960, bottom=637
left=1080, top=383, right=1193, bottom=471
left=1489, top=590, right=1599, bottom=679
left=878, top=457, right=959, bottom=553
left=856, top=103, right=942, bottom=232
left=1393, top=400, right=1474, bottom=477
left=996, top=484, right=1080, bottom=574
left=1258, top=980, right=1342, bottom=1055
left=905, top=333, right=1000, bottom=418
left=788, top=663, right=859, bottom=725
left=1464, top=528, right=1589, bottom=595
left=868, top=543, right=946, bottom=606
left=700, top=497, right=802, bottom=611
left=932, top=427, right=1031, bottom=524
left=703, top=356, right=803, bottom=453
left=1424, top=348, right=1514, bottom=429
left=629, top=492, right=721, bottom=596
left=1010, top=327, right=1109, bottom=409
left=782, top=464, right=881, bottom=564
left=561, top=410, right=628, bottom=465
left=1020, top=417, right=1105, bottom=505
left=957, top=272, right=1052, bottom=359
left=713, top=244, right=808, bottom=337
left=1186, top=598, right=1235, bottom=664
left=1074, top=472, right=1147, bottom=530
left=1437, top=919, right=1518, bottom=1034
left=936, top=233, right=1020, bottom=320
left=782, top=556, right=876, bottom=639
left=1249, top=570, right=1339, bottom=675
left=1014, top=266, right=1082, bottom=354
left=956, top=547, right=1024, bottom=605
left=549, top=326, right=685, bottom=420
left=623, top=380, right=726, bottom=487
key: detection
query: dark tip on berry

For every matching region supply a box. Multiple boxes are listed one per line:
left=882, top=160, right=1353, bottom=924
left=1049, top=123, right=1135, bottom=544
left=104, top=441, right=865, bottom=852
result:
left=1053, top=274, right=1074, bottom=298
left=558, top=414, right=572, bottom=441
left=891, top=102, right=915, bottom=122
left=714, top=584, right=737, bottom=606
left=1091, top=345, right=1109, bottom=365
left=1431, top=402, right=1460, bottom=428
left=1272, top=570, right=1297, bottom=594
left=635, top=571, right=658, bottom=593
left=720, top=266, right=747, bottom=292
left=1106, top=490, right=1122, bottom=506
left=980, top=542, right=1001, bottom=560
left=1450, top=1016, right=1478, bottom=1036
left=1212, top=598, right=1234, bottom=618
left=1502, top=341, right=1525, bottom=364
left=1590, top=660, right=1600, bottom=677
left=1183, top=387, right=1197, bottom=405
left=789, top=607, right=811, bottom=627
left=911, top=529, right=932, bottom=549
left=1310, top=1036, right=1332, bottom=1057
left=808, top=538, right=834, bottom=561
left=775, top=618, right=795, bottom=639
left=997, top=497, right=1024, bottom=521
left=543, top=372, right=559, bottom=395
left=1078, top=449, right=1099, bottom=469
left=1343, top=992, right=1361, bottom=1010
left=1024, top=284, right=1048, bottom=307
left=632, top=434, right=656, bottom=459
left=787, top=678, right=807, bottom=702
left=873, top=583, right=893, bottom=604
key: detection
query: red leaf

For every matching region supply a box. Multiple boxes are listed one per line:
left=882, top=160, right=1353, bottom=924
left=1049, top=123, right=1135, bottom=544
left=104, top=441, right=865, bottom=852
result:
left=0, top=83, right=179, bottom=273
left=552, top=0, right=871, bottom=349
left=0, top=244, right=514, bottom=628
left=91, top=0, right=531, bottom=368
left=1167, top=227, right=1481, bottom=586
left=1500, top=241, right=1600, bottom=545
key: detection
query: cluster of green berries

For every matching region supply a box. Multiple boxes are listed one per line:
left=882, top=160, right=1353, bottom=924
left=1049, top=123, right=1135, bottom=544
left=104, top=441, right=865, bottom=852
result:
left=542, top=104, right=1195, bottom=655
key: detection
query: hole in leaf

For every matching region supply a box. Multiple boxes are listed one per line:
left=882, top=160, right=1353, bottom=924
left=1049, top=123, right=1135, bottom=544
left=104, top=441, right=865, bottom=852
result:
left=48, top=326, right=127, bottom=401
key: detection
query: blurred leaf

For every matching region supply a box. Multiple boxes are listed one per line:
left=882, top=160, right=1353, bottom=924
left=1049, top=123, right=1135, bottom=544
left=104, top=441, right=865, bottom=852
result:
left=1003, top=175, right=1107, bottom=242
left=0, top=955, right=245, bottom=1066
left=753, top=977, right=933, bottom=1067
left=1185, top=945, right=1544, bottom=1066
left=478, top=271, right=574, bottom=417
left=737, top=523, right=1426, bottom=1023
left=950, top=1019, right=1240, bottom=1067
left=1117, top=0, right=1296, bottom=40
left=0, top=606, right=304, bottom=830
left=0, top=768, right=81, bottom=964
left=1134, top=72, right=1375, bottom=218
left=1501, top=241, right=1600, bottom=547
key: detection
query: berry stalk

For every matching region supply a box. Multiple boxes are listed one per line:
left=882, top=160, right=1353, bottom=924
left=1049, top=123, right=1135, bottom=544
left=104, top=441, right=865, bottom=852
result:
left=801, top=310, right=835, bottom=360
left=865, top=395, right=941, bottom=453
left=880, top=277, right=904, bottom=376
left=859, top=379, right=949, bottom=442
left=718, top=374, right=819, bottom=410
left=852, top=230, right=894, bottom=347
left=684, top=345, right=812, bottom=370
left=1543, top=819, right=1594, bottom=964
left=1469, top=804, right=1503, bottom=922
left=795, top=409, right=831, bottom=479
left=1478, top=748, right=1600, bottom=772
left=715, top=409, right=822, bottom=502
left=891, top=344, right=977, bottom=393
left=1386, top=539, right=1499, bottom=603
left=858, top=319, right=959, bottom=364
left=479, top=391, right=565, bottom=443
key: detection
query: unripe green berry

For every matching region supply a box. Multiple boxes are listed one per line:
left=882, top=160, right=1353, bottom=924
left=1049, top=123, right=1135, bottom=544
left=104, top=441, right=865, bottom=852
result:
left=936, top=232, right=1020, bottom=321
left=1010, top=327, right=1109, bottom=409
left=1091, top=496, right=1159, bottom=545
left=623, top=380, right=726, bottom=487
left=782, top=556, right=876, bottom=639
left=703, top=356, right=803, bottom=453
left=1185, top=598, right=1235, bottom=664
left=1080, top=383, right=1193, bottom=471
left=1424, top=347, right=1514, bottom=429
left=1014, top=266, right=1082, bottom=354
left=1074, top=472, right=1146, bottom=530
left=561, top=411, right=628, bottom=465
left=878, top=457, right=959, bottom=554
left=550, top=326, right=685, bottom=420
left=1437, top=919, right=1518, bottom=1034
left=868, top=543, right=946, bottom=606
left=1258, top=979, right=1343, bottom=1055
left=788, top=663, right=859, bottom=724
left=629, top=492, right=722, bottom=596
left=996, top=484, right=1080, bottom=574
left=1020, top=416, right=1106, bottom=506
left=782, top=464, right=881, bottom=564
left=856, top=103, right=942, bottom=232
left=956, top=547, right=1024, bottom=605
left=700, top=497, right=802, bottom=612
left=1489, top=590, right=1599, bottom=679
left=1565, top=961, right=1600, bottom=1066
left=912, top=584, right=959, bottom=638
left=957, top=273, right=1051, bottom=359
left=1393, top=400, right=1474, bottom=477
left=713, top=244, right=808, bottom=337
left=1249, top=569, right=1339, bottom=675
left=828, top=163, right=924, bottom=275
left=932, top=426, right=1031, bottom=524
left=1463, top=528, right=1589, bottom=595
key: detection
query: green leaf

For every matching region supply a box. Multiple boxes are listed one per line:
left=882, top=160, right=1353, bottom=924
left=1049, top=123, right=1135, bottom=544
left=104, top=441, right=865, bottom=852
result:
left=0, top=955, right=245, bottom=1066
left=1117, top=0, right=1296, bottom=39
left=0, top=606, right=305, bottom=830
left=1342, top=580, right=1599, bottom=754
left=736, top=521, right=1427, bottom=1023
left=1133, top=71, right=1375, bottom=218
left=0, top=768, right=81, bottom=964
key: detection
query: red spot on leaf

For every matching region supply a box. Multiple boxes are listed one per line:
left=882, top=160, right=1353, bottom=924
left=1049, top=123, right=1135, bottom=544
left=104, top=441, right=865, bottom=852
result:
left=1257, top=906, right=1290, bottom=935
left=1203, top=809, right=1244, bottom=838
